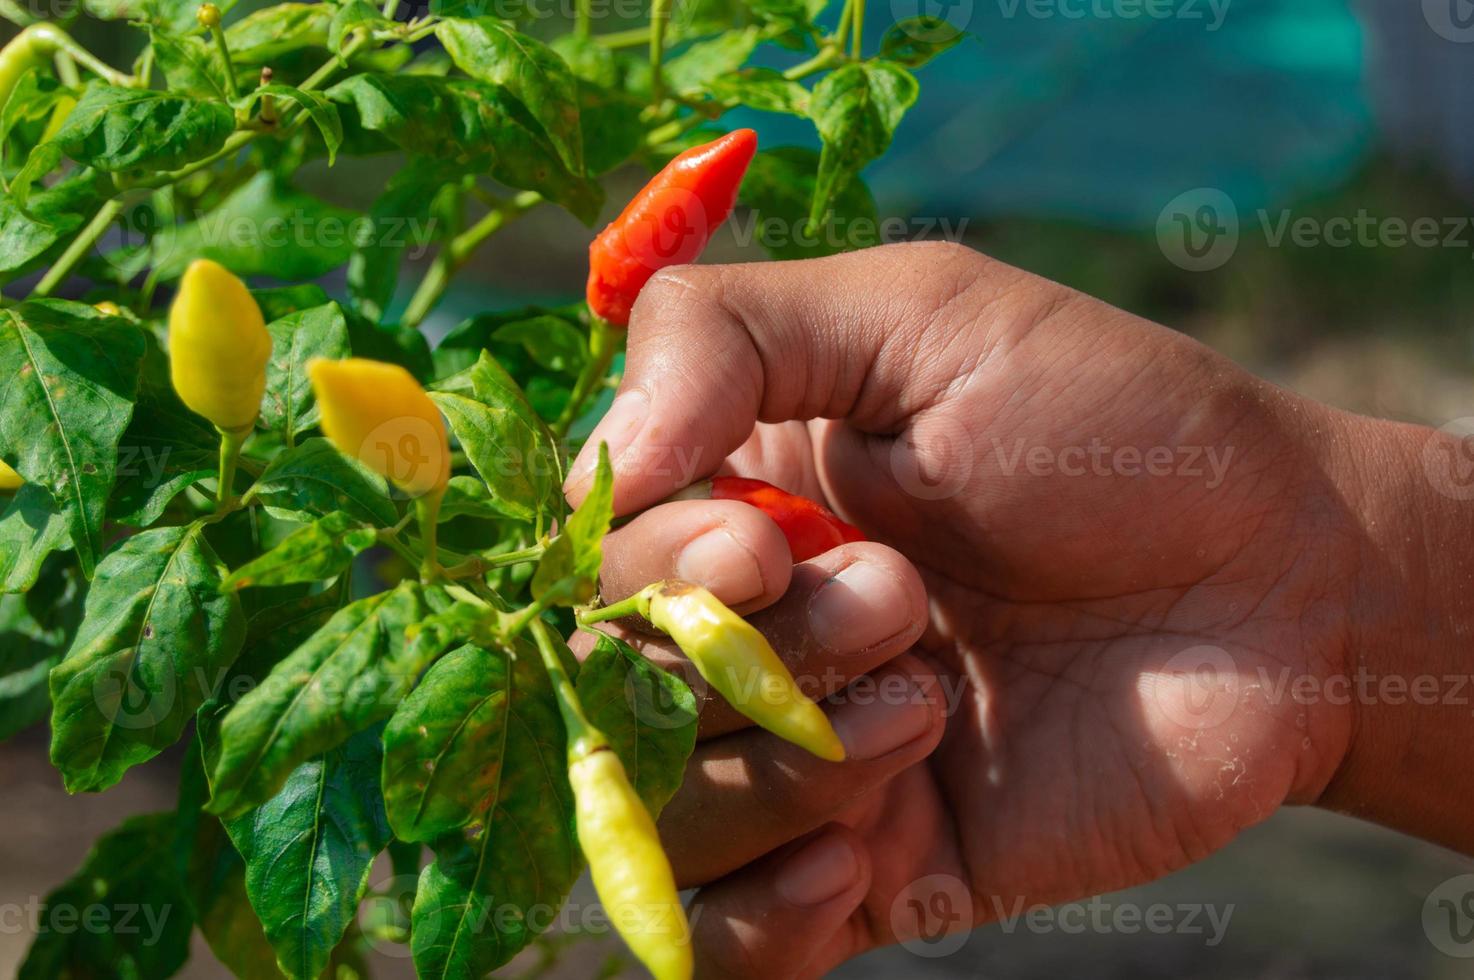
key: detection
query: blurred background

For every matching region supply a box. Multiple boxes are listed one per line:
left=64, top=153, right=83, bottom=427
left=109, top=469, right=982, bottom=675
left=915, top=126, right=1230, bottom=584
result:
left=4, top=0, right=1474, bottom=977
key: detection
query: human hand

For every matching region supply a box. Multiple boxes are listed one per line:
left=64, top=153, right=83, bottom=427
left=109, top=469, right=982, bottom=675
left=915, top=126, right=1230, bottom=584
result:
left=568, top=242, right=1463, bottom=976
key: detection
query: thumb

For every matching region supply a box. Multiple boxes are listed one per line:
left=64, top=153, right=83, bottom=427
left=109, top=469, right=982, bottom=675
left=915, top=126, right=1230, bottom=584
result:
left=564, top=242, right=1039, bottom=514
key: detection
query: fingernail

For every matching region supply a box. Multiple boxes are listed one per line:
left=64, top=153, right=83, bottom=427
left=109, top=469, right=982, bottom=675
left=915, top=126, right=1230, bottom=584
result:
left=831, top=675, right=934, bottom=760
left=567, top=390, right=650, bottom=489
left=808, top=562, right=913, bottom=653
left=777, top=834, right=858, bottom=908
left=676, top=528, right=765, bottom=606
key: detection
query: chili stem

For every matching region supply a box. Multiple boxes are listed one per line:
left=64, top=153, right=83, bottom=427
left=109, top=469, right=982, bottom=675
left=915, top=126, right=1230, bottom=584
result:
left=553, top=314, right=622, bottom=438
left=576, top=0, right=590, bottom=38
left=215, top=425, right=248, bottom=512
left=529, top=617, right=607, bottom=759
left=52, top=50, right=80, bottom=88
left=31, top=198, right=124, bottom=298
left=209, top=23, right=240, bottom=100
left=575, top=586, right=653, bottom=626
left=851, top=0, right=864, bottom=58
left=44, top=27, right=132, bottom=87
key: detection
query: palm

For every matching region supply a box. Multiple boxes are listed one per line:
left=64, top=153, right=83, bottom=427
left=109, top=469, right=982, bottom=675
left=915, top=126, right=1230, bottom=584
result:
left=724, top=316, right=1355, bottom=951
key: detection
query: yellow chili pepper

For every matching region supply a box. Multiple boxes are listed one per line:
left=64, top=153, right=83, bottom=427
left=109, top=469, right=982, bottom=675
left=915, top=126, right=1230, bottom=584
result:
left=167, top=259, right=271, bottom=433
left=307, top=357, right=450, bottom=497
left=639, top=581, right=845, bottom=762
left=571, top=749, right=692, bottom=980
left=0, top=459, right=22, bottom=490
left=0, top=25, right=62, bottom=107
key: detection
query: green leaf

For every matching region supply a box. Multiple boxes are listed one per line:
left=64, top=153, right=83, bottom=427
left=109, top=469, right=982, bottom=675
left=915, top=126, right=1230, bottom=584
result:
left=551, top=34, right=618, bottom=87
left=226, top=2, right=331, bottom=63
left=808, top=62, right=918, bottom=229
left=150, top=172, right=362, bottom=281
left=577, top=82, right=645, bottom=176
left=261, top=301, right=351, bottom=439
left=577, top=632, right=697, bottom=817
left=436, top=475, right=514, bottom=521
left=383, top=643, right=512, bottom=842
left=411, top=638, right=578, bottom=978
left=531, top=443, right=611, bottom=605
left=326, top=73, right=603, bottom=225
left=0, top=483, right=71, bottom=593
left=206, top=582, right=432, bottom=817
left=739, top=144, right=879, bottom=259
left=226, top=726, right=393, bottom=980
left=0, top=170, right=109, bottom=284
left=222, top=511, right=377, bottom=592
left=0, top=301, right=146, bottom=576
left=330, top=0, right=396, bottom=54
left=0, top=68, right=72, bottom=168
left=108, top=375, right=219, bottom=527
left=254, top=283, right=332, bottom=321
left=151, top=30, right=230, bottom=100
left=48, top=523, right=246, bottom=793
left=432, top=304, right=584, bottom=380
left=237, top=85, right=344, bottom=164
left=879, top=17, right=966, bottom=68
left=249, top=437, right=399, bottom=527
left=492, top=315, right=587, bottom=375
left=17, top=812, right=194, bottom=980
left=664, top=27, right=761, bottom=95
left=46, top=84, right=236, bottom=174
left=0, top=561, right=81, bottom=743
left=82, top=0, right=233, bottom=32
left=437, top=17, right=584, bottom=174
left=346, top=311, right=436, bottom=382
left=430, top=352, right=562, bottom=528
left=709, top=67, right=810, bottom=116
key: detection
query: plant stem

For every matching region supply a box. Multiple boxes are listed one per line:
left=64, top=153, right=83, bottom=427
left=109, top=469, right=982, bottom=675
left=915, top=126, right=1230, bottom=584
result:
left=43, top=26, right=132, bottom=86
left=215, top=425, right=249, bottom=512
left=554, top=314, right=622, bottom=438
left=400, top=191, right=542, bottom=330
left=415, top=487, right=446, bottom=580
left=209, top=24, right=240, bottom=100
left=529, top=617, right=607, bottom=758
left=576, top=0, right=590, bottom=39
left=382, top=0, right=400, bottom=18
left=52, top=50, right=79, bottom=88
left=592, top=26, right=651, bottom=48
left=30, top=198, right=123, bottom=298
left=649, top=0, right=671, bottom=104
left=783, top=45, right=842, bottom=80
left=851, top=0, right=864, bottom=57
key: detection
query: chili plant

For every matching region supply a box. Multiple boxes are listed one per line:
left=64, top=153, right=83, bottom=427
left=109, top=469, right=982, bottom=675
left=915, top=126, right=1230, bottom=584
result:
left=0, top=1, right=958, bottom=976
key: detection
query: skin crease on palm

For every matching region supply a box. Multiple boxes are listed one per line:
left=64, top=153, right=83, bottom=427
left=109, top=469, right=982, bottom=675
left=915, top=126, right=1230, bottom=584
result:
left=562, top=242, right=1474, bottom=978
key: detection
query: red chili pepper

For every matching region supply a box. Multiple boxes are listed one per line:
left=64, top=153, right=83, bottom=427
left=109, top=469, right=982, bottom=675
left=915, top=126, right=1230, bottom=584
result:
left=675, top=476, right=864, bottom=563
left=586, top=129, right=758, bottom=328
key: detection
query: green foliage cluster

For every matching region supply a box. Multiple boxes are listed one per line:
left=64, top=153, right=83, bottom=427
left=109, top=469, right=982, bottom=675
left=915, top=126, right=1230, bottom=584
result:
left=0, top=0, right=956, bottom=975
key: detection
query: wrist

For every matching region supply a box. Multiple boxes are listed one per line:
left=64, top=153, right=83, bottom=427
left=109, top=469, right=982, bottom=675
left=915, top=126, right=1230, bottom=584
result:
left=1314, top=410, right=1474, bottom=851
